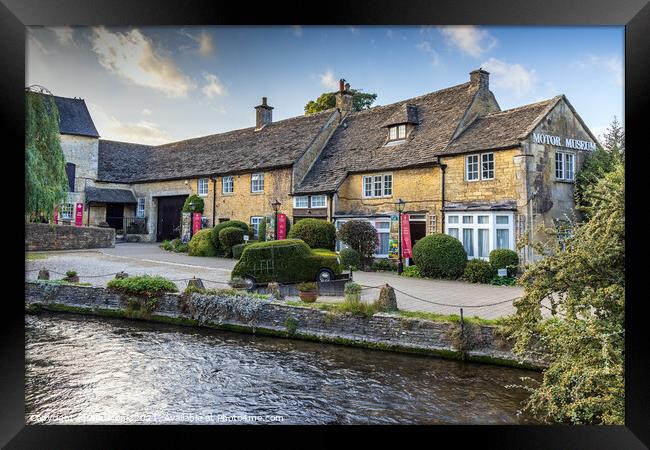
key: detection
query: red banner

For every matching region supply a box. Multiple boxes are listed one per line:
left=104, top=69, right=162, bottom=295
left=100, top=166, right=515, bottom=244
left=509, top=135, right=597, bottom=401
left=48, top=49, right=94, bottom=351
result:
left=401, top=213, right=412, bottom=258
left=192, top=213, right=201, bottom=235
left=277, top=213, right=287, bottom=240
left=74, top=203, right=83, bottom=227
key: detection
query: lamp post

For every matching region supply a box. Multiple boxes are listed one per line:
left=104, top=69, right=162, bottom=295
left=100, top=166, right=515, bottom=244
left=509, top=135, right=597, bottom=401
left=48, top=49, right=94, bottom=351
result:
left=396, top=198, right=406, bottom=275
left=271, top=199, right=281, bottom=240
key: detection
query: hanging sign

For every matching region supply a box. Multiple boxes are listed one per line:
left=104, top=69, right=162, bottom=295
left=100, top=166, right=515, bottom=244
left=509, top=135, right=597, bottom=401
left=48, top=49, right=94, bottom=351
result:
left=74, top=203, right=83, bottom=227
left=401, top=213, right=412, bottom=259
left=277, top=213, right=287, bottom=240
left=192, top=213, right=202, bottom=235
left=388, top=214, right=399, bottom=259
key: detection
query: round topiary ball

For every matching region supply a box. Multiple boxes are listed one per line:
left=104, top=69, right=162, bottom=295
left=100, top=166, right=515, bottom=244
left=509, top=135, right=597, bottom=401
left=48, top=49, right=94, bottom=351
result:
left=412, top=233, right=467, bottom=279
left=339, top=247, right=361, bottom=270
left=210, top=220, right=249, bottom=249
left=489, top=249, right=519, bottom=276
left=287, top=218, right=336, bottom=250
left=218, top=226, right=245, bottom=252
left=187, top=229, right=217, bottom=257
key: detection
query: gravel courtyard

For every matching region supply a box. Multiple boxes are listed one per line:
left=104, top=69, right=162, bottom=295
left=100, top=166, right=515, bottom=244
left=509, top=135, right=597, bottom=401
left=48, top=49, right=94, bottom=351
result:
left=26, top=243, right=528, bottom=320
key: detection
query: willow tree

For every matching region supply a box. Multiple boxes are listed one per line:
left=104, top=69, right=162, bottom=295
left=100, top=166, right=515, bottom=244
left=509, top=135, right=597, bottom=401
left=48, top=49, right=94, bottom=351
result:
left=25, top=92, right=68, bottom=221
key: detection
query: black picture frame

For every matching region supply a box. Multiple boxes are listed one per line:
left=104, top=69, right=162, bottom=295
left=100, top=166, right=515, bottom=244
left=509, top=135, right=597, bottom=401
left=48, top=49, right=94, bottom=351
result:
left=3, top=0, right=648, bottom=447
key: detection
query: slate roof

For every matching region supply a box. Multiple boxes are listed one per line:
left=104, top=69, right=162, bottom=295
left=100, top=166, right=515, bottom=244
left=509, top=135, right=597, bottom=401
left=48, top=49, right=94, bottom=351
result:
left=85, top=186, right=137, bottom=204
left=96, top=109, right=337, bottom=183
left=294, top=82, right=479, bottom=194
left=442, top=96, right=561, bottom=155
left=382, top=103, right=419, bottom=127
left=37, top=93, right=100, bottom=138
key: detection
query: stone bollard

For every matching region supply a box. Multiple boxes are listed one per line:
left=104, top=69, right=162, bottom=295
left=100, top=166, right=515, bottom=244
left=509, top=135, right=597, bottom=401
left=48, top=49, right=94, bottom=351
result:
left=374, top=284, right=398, bottom=312
left=187, top=277, right=205, bottom=290
left=267, top=282, right=283, bottom=300
left=37, top=269, right=50, bottom=280
left=115, top=271, right=129, bottom=279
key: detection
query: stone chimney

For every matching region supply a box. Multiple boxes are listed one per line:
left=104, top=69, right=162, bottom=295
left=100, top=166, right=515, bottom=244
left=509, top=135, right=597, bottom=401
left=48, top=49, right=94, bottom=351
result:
left=469, top=69, right=489, bottom=90
left=255, top=97, right=273, bottom=130
left=335, top=78, right=354, bottom=113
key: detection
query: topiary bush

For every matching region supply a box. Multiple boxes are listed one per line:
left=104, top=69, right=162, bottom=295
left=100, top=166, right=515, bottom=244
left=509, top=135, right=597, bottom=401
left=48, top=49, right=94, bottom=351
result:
left=339, top=248, right=361, bottom=270
left=219, top=227, right=245, bottom=256
left=401, top=265, right=422, bottom=278
left=187, top=229, right=217, bottom=256
left=463, top=259, right=496, bottom=284
left=182, top=194, right=204, bottom=213
left=210, top=220, right=249, bottom=250
left=337, top=220, right=379, bottom=269
left=258, top=217, right=268, bottom=242
left=232, top=243, right=248, bottom=259
left=287, top=218, right=336, bottom=250
left=107, top=275, right=178, bottom=298
left=489, top=249, right=519, bottom=276
left=412, top=233, right=467, bottom=279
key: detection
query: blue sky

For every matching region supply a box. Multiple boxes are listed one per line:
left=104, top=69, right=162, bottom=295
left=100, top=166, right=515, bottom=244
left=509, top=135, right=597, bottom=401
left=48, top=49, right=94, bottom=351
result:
left=27, top=26, right=623, bottom=145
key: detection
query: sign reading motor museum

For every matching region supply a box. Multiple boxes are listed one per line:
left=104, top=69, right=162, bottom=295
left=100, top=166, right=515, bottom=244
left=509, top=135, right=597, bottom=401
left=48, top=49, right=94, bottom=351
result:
left=531, top=132, right=596, bottom=151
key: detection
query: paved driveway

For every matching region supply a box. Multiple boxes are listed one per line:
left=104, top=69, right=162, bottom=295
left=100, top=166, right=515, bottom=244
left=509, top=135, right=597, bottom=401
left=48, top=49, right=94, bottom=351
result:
left=26, top=243, right=526, bottom=320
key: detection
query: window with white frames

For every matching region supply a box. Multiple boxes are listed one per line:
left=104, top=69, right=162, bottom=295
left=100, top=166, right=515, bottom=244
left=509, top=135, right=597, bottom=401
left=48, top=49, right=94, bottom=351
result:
left=334, top=219, right=391, bottom=257
left=466, top=153, right=495, bottom=181
left=481, top=153, right=494, bottom=179
left=136, top=198, right=145, bottom=218
left=250, top=216, right=263, bottom=237
left=198, top=178, right=209, bottom=196
left=60, top=203, right=74, bottom=220
left=310, top=195, right=326, bottom=208
left=555, top=151, right=575, bottom=181
left=466, top=155, right=479, bottom=181
left=388, top=124, right=406, bottom=141
left=445, top=212, right=514, bottom=259
left=293, top=196, right=308, bottom=208
left=222, top=176, right=233, bottom=194
left=363, top=174, right=392, bottom=198
left=251, top=173, right=264, bottom=192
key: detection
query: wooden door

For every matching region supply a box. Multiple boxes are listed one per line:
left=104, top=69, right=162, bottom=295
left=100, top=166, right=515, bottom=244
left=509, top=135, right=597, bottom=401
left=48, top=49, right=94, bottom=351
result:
left=156, top=196, right=187, bottom=241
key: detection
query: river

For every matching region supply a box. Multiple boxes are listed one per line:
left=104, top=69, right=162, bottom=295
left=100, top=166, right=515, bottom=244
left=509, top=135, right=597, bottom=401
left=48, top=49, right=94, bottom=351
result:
left=25, top=313, right=539, bottom=425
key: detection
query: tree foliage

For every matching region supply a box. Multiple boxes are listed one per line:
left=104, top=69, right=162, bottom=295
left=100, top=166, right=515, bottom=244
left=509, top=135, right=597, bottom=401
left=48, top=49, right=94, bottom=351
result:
left=337, top=220, right=379, bottom=268
left=504, top=162, right=625, bottom=424
left=304, top=89, right=378, bottom=115
left=25, top=92, right=69, bottom=221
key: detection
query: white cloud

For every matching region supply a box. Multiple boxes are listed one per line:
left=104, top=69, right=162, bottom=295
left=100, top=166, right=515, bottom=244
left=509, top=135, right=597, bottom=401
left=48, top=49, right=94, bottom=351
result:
left=481, top=58, right=538, bottom=96
left=196, top=31, right=215, bottom=56
left=439, top=26, right=497, bottom=57
left=88, top=103, right=171, bottom=145
left=201, top=72, right=226, bottom=98
left=580, top=55, right=623, bottom=86
left=90, top=26, right=195, bottom=98
left=47, top=26, right=74, bottom=45
left=141, top=108, right=152, bottom=116
left=292, top=26, right=303, bottom=37
left=416, top=41, right=441, bottom=67
left=319, top=69, right=338, bottom=90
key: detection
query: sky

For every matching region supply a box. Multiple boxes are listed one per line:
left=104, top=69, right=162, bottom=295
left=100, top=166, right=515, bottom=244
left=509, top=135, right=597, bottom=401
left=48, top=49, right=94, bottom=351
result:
left=26, top=26, right=624, bottom=145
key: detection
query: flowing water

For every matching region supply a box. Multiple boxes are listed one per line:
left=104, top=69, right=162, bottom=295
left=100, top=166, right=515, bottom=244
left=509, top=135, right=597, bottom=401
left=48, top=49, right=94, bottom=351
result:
left=25, top=313, right=539, bottom=424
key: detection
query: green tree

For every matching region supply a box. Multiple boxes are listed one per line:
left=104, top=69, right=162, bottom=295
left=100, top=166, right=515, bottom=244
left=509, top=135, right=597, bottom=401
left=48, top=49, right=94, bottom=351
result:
left=25, top=92, right=68, bottom=221
left=504, top=162, right=624, bottom=424
left=304, top=89, right=378, bottom=115
left=575, top=117, right=624, bottom=215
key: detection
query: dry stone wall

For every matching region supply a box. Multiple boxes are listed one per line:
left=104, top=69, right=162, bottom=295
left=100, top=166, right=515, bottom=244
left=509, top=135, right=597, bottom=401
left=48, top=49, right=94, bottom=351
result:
left=25, top=223, right=115, bottom=251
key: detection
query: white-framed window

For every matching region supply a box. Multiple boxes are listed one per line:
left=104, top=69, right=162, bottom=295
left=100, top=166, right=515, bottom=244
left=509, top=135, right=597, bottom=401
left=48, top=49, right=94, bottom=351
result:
left=481, top=153, right=494, bottom=180
left=362, top=173, right=392, bottom=198
left=198, top=178, right=209, bottom=197
left=60, top=203, right=74, bottom=220
left=222, top=176, right=233, bottom=194
left=444, top=212, right=514, bottom=259
left=388, top=124, right=406, bottom=141
left=250, top=216, right=263, bottom=237
left=293, top=196, right=308, bottom=208
left=251, top=173, right=264, bottom=192
left=334, top=218, right=392, bottom=258
left=310, top=195, right=327, bottom=208
left=555, top=151, right=575, bottom=181
left=466, top=154, right=479, bottom=181
left=136, top=198, right=145, bottom=218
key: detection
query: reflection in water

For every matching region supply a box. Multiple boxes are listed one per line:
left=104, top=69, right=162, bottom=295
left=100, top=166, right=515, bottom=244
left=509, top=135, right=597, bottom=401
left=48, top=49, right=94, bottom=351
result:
left=25, top=313, right=538, bottom=424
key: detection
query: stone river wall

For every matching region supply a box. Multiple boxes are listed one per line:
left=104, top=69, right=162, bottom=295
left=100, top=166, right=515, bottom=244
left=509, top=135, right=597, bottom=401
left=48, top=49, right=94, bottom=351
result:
left=24, top=281, right=544, bottom=369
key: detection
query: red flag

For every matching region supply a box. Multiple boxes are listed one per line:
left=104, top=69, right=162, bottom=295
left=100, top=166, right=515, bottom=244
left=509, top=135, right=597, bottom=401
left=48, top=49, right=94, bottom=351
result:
left=277, top=213, right=287, bottom=240
left=401, top=213, right=412, bottom=258
left=192, top=213, right=201, bottom=235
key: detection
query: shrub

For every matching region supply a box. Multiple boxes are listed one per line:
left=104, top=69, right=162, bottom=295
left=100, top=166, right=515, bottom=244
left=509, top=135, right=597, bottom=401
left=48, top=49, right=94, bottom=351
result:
left=297, top=282, right=317, bottom=292
left=401, top=265, right=422, bottom=278
left=489, top=249, right=519, bottom=276
left=219, top=227, right=245, bottom=256
left=337, top=220, right=379, bottom=269
left=107, top=275, right=178, bottom=298
left=258, top=217, right=267, bottom=242
left=464, top=259, right=496, bottom=284
left=65, top=270, right=77, bottom=278
left=231, top=239, right=341, bottom=284
left=287, top=218, right=336, bottom=250
left=160, top=240, right=172, bottom=251
left=412, top=233, right=467, bottom=279
left=344, top=281, right=362, bottom=302
left=210, top=220, right=250, bottom=249
left=339, top=248, right=361, bottom=270
left=232, top=243, right=248, bottom=259
left=187, top=229, right=217, bottom=256
left=371, top=258, right=397, bottom=272
left=182, top=194, right=204, bottom=213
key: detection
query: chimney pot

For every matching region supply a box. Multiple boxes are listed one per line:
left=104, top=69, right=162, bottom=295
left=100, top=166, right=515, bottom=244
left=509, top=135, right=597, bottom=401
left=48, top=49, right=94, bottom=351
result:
left=255, top=97, right=273, bottom=130
left=262, top=96, right=267, bottom=106
left=339, top=79, right=345, bottom=92
left=344, top=82, right=350, bottom=92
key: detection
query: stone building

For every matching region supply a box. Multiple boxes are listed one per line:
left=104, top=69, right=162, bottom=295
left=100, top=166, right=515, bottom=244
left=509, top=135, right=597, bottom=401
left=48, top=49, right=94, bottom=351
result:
left=37, top=69, right=597, bottom=263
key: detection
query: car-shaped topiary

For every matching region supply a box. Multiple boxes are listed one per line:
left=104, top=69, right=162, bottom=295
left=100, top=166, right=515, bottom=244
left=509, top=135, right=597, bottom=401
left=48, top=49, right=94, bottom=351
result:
left=231, top=239, right=342, bottom=288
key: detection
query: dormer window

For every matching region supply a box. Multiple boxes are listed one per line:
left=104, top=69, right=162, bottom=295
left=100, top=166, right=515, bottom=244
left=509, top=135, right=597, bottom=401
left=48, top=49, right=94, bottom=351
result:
left=388, top=124, right=406, bottom=141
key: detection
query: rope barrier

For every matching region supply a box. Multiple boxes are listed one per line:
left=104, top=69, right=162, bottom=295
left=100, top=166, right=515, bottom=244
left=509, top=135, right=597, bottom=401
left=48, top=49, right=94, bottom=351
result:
left=390, top=286, right=519, bottom=309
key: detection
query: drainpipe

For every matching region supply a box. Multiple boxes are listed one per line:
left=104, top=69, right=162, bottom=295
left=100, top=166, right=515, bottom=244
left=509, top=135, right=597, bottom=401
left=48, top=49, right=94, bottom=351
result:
left=211, top=176, right=217, bottom=227
left=440, top=161, right=447, bottom=232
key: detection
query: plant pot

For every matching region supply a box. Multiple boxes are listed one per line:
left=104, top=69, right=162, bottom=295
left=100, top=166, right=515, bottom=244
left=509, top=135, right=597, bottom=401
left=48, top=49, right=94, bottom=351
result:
left=298, top=291, right=318, bottom=303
